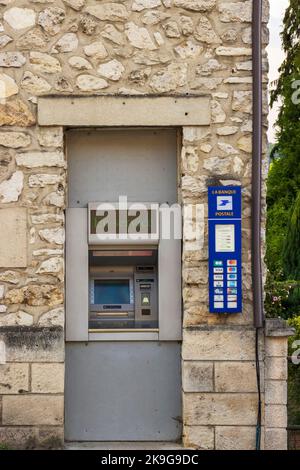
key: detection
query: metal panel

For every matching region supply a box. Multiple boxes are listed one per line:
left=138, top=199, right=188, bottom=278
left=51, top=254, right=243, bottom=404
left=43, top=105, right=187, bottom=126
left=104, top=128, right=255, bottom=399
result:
left=65, top=342, right=182, bottom=441
left=158, top=237, right=182, bottom=341
left=38, top=95, right=211, bottom=127
left=66, top=129, right=178, bottom=207
left=66, top=208, right=89, bottom=341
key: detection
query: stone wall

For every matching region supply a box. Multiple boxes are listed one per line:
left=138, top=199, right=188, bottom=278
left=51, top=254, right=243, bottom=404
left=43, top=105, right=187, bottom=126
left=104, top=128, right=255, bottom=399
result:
left=0, top=0, right=276, bottom=449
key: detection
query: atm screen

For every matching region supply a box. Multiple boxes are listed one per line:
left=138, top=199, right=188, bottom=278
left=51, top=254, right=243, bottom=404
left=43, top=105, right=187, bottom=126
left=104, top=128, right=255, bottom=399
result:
left=94, top=279, right=131, bottom=305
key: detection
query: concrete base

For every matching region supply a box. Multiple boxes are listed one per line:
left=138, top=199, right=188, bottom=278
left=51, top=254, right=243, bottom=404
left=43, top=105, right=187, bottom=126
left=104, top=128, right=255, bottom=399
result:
left=64, top=442, right=185, bottom=450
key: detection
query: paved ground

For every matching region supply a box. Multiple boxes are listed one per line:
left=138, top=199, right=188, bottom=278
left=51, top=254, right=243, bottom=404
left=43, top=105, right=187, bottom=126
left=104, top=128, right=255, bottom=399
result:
left=65, top=442, right=185, bottom=450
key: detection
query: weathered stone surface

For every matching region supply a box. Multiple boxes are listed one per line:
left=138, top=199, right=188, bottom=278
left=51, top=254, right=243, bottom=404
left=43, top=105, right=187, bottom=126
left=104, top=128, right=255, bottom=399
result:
left=125, top=22, right=157, bottom=50
left=63, top=0, right=85, bottom=10
left=83, top=41, right=108, bottom=59
left=183, top=425, right=214, bottom=450
left=16, top=151, right=65, bottom=168
left=0, top=208, right=27, bottom=268
left=0, top=171, right=24, bottom=203
left=38, top=307, right=64, bottom=327
left=0, top=311, right=33, bottom=326
left=215, top=426, right=256, bottom=450
left=17, top=28, right=49, bottom=51
left=38, top=7, right=65, bottom=35
left=68, top=56, right=92, bottom=70
left=0, top=73, right=19, bottom=98
left=0, top=132, right=31, bottom=149
left=216, top=46, right=252, bottom=56
left=29, top=173, right=62, bottom=187
left=4, top=7, right=36, bottom=30
left=217, top=126, right=238, bottom=136
left=5, top=284, right=63, bottom=306
left=215, top=362, right=258, bottom=392
left=237, top=135, right=252, bottom=153
left=265, top=357, right=287, bottom=381
left=3, top=395, right=64, bottom=425
left=174, top=0, right=216, bottom=12
left=37, top=127, right=63, bottom=148
left=52, top=33, right=78, bottom=53
left=21, top=71, right=51, bottom=95
left=85, top=4, right=129, bottom=22
left=0, top=285, right=5, bottom=298
left=0, top=99, right=35, bottom=127
left=43, top=189, right=64, bottom=207
left=219, top=1, right=269, bottom=24
left=76, top=74, right=108, bottom=91
left=184, top=393, right=258, bottom=425
left=232, top=91, right=252, bottom=113
left=174, top=41, right=202, bottom=59
left=183, top=361, right=213, bottom=392
left=97, top=59, right=125, bottom=81
left=194, top=16, right=221, bottom=44
left=101, top=24, right=125, bottom=45
left=265, top=380, right=287, bottom=405
left=31, top=213, right=64, bottom=224
left=265, top=404, right=287, bottom=428
left=36, top=256, right=63, bottom=275
left=183, top=329, right=260, bottom=361
left=0, top=364, right=29, bottom=394
left=150, top=63, right=187, bottom=92
left=141, top=10, right=170, bottom=25
left=31, top=363, right=64, bottom=393
left=0, top=52, right=26, bottom=67
left=132, top=0, right=161, bottom=11
left=265, top=337, right=288, bottom=357
left=39, top=227, right=65, bottom=245
left=265, top=428, right=287, bottom=450
left=211, top=100, right=226, bottom=123
left=163, top=20, right=181, bottom=38
left=0, top=35, right=13, bottom=48
left=30, top=52, right=61, bottom=74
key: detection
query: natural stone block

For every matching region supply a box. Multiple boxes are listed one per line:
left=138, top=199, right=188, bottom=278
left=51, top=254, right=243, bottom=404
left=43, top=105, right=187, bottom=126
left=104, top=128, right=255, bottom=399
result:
left=215, top=361, right=259, bottom=392
left=0, top=327, right=64, bottom=363
left=182, top=329, right=260, bottom=361
left=0, top=311, right=33, bottom=327
left=265, top=337, right=288, bottom=358
left=0, top=208, right=27, bottom=267
left=31, top=363, right=64, bottom=393
left=85, top=4, right=129, bottom=22
left=183, top=361, right=213, bottom=392
left=38, top=307, right=64, bottom=327
left=215, top=426, right=257, bottom=450
left=3, top=395, right=64, bottom=425
left=265, top=357, right=287, bottom=380
left=265, top=404, right=287, bottom=428
left=3, top=7, right=36, bottom=30
left=0, top=74, right=18, bottom=98
left=0, top=99, right=35, bottom=127
left=183, top=425, right=214, bottom=450
left=183, top=393, right=258, bottom=425
left=5, top=284, right=63, bottom=307
left=265, top=428, right=287, bottom=450
left=16, top=151, right=65, bottom=168
left=0, top=171, right=24, bottom=203
left=0, top=132, right=31, bottom=148
left=0, top=363, right=29, bottom=394
left=265, top=380, right=287, bottom=405
left=0, top=427, right=37, bottom=449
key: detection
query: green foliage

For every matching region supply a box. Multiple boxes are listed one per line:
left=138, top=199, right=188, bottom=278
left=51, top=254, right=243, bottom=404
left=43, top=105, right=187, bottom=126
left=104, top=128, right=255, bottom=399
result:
left=283, top=193, right=300, bottom=279
left=265, top=275, right=300, bottom=318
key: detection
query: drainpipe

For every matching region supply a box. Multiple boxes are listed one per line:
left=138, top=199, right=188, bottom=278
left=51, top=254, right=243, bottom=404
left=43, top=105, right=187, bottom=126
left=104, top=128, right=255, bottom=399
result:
left=252, top=0, right=264, bottom=329
left=252, top=0, right=264, bottom=451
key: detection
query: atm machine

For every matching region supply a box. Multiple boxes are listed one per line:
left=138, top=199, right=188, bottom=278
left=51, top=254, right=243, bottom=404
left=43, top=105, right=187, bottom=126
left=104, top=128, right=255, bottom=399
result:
left=65, top=199, right=182, bottom=441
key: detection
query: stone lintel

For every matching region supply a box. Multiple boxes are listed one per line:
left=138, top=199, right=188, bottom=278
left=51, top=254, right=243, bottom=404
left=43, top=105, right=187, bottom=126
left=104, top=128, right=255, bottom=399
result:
left=38, top=95, right=211, bottom=127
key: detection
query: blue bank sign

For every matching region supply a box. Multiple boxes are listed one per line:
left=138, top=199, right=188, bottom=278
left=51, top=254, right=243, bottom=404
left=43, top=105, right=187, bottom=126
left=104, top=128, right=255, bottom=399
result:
left=208, top=186, right=242, bottom=314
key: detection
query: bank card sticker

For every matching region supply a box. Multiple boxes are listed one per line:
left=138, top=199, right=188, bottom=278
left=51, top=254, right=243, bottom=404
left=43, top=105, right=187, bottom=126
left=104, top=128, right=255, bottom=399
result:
left=227, top=288, right=237, bottom=295
left=228, top=295, right=237, bottom=301
left=228, top=281, right=237, bottom=287
left=227, top=260, right=237, bottom=266
left=214, top=288, right=223, bottom=295
left=227, top=302, right=237, bottom=309
left=214, top=295, right=224, bottom=302
left=214, top=260, right=223, bottom=267
left=214, top=274, right=223, bottom=281
left=227, top=274, right=237, bottom=280
left=227, top=267, right=237, bottom=273
left=214, top=268, right=223, bottom=274
left=214, top=302, right=224, bottom=309
left=214, top=281, right=224, bottom=288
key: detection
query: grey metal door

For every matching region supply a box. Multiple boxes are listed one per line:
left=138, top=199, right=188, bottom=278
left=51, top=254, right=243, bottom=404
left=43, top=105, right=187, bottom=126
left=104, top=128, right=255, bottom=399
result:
left=65, top=129, right=182, bottom=441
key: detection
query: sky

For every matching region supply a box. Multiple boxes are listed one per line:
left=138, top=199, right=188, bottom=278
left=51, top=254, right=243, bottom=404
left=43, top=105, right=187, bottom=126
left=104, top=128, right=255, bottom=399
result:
left=267, top=0, right=289, bottom=142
